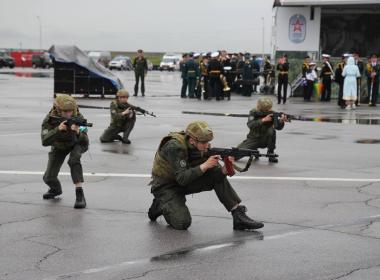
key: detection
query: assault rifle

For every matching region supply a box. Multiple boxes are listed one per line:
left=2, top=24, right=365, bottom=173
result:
left=253, top=111, right=304, bottom=130
left=189, top=147, right=278, bottom=176
left=49, top=116, right=93, bottom=127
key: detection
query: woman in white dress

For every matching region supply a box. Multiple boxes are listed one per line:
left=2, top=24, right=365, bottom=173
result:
left=342, top=57, right=361, bottom=109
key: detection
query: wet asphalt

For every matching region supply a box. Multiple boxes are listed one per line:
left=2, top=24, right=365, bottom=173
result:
left=0, top=68, right=380, bottom=280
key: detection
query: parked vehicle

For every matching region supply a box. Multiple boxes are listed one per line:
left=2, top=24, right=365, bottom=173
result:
left=108, top=56, right=133, bottom=70
left=32, top=53, right=53, bottom=68
left=0, top=51, right=15, bottom=68
left=159, top=54, right=181, bottom=71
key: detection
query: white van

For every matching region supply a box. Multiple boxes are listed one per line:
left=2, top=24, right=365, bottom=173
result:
left=159, top=53, right=181, bottom=71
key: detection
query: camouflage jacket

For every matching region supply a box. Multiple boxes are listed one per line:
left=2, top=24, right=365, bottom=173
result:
left=245, top=108, right=284, bottom=139
left=150, top=132, right=204, bottom=190
left=109, top=100, right=136, bottom=127
left=41, top=109, right=89, bottom=150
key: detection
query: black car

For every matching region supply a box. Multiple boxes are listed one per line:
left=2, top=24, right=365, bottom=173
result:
left=0, top=54, right=15, bottom=68
left=32, top=53, right=53, bottom=69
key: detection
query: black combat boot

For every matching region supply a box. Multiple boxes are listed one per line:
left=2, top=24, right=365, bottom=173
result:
left=232, top=205, right=264, bottom=230
left=148, top=198, right=162, bottom=221
left=43, top=189, right=62, bottom=199
left=74, top=187, right=86, bottom=209
left=267, top=150, right=278, bottom=163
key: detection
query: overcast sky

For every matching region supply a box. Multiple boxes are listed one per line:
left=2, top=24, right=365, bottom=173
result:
left=0, top=0, right=273, bottom=53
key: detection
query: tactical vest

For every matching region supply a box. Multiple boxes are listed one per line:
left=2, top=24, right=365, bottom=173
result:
left=151, top=132, right=188, bottom=180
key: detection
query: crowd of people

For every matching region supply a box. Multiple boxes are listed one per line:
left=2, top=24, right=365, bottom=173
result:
left=175, top=49, right=379, bottom=108
left=179, top=51, right=270, bottom=101
left=276, top=52, right=379, bottom=109
left=128, top=48, right=379, bottom=109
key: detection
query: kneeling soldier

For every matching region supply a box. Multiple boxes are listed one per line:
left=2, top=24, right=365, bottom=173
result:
left=41, top=94, right=88, bottom=208
left=100, top=89, right=136, bottom=144
left=148, top=121, right=264, bottom=231
left=237, top=97, right=286, bottom=163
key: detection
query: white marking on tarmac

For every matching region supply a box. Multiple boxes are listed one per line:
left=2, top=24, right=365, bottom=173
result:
left=264, top=230, right=307, bottom=240
left=197, top=242, right=235, bottom=251
left=0, top=170, right=379, bottom=182
left=367, top=214, right=380, bottom=219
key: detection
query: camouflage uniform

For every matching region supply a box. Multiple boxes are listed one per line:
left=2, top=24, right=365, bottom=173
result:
left=149, top=132, right=241, bottom=230
left=238, top=98, right=283, bottom=153
left=100, top=99, right=136, bottom=143
left=133, top=54, right=148, bottom=96
left=41, top=95, right=89, bottom=196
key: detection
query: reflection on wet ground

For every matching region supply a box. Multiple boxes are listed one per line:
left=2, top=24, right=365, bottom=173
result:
left=286, top=132, right=309, bottom=135
left=182, top=111, right=380, bottom=125
left=312, top=136, right=338, bottom=140
left=151, top=231, right=263, bottom=262
left=151, top=242, right=239, bottom=262
left=0, top=71, right=52, bottom=78
left=356, top=139, right=380, bottom=144
left=309, top=117, right=380, bottom=125
left=101, top=143, right=131, bottom=154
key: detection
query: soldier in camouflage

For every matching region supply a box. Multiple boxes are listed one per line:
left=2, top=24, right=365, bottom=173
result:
left=148, top=121, right=264, bottom=231
left=100, top=89, right=136, bottom=144
left=41, top=94, right=88, bottom=208
left=237, top=97, right=285, bottom=163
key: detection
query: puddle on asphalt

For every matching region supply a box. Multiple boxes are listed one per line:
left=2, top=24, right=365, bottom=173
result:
left=309, top=117, right=380, bottom=125
left=0, top=71, right=52, bottom=78
left=356, top=139, right=380, bottom=144
left=182, top=111, right=380, bottom=125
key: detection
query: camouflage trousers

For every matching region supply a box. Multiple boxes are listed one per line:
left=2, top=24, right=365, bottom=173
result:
left=151, top=167, right=241, bottom=230
left=237, top=129, right=277, bottom=152
left=43, top=144, right=88, bottom=192
left=99, top=120, right=135, bottom=143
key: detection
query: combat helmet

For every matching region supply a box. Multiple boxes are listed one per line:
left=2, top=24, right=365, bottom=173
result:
left=185, top=121, right=214, bottom=142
